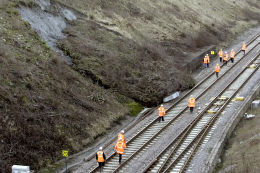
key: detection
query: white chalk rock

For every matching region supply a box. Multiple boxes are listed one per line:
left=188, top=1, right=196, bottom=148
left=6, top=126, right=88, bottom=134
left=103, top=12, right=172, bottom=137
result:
left=244, top=114, right=255, bottom=119
left=251, top=100, right=260, bottom=109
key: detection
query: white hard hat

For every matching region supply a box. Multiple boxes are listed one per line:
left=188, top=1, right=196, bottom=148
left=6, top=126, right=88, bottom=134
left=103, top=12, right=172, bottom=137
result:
left=121, top=130, right=124, bottom=134
left=161, top=104, right=163, bottom=107
left=225, top=52, right=227, bottom=53
left=190, top=95, right=193, bottom=97
left=206, top=54, right=208, bottom=55
left=99, top=147, right=103, bottom=150
left=217, top=63, right=219, bottom=65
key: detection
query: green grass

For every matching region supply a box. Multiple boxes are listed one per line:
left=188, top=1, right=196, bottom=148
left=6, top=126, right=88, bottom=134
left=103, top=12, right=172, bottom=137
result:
left=127, top=101, right=143, bottom=116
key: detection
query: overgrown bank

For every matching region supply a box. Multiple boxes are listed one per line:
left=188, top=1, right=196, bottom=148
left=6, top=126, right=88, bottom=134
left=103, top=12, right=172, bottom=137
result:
left=215, top=97, right=260, bottom=173
left=0, top=0, right=260, bottom=172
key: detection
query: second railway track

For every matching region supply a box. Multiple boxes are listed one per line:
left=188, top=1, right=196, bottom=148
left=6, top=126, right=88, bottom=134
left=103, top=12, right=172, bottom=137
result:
left=144, top=50, right=260, bottom=173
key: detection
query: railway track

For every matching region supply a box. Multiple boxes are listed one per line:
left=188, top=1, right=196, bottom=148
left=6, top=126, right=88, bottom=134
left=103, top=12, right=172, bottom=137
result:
left=144, top=51, right=260, bottom=173
left=88, top=33, right=260, bottom=173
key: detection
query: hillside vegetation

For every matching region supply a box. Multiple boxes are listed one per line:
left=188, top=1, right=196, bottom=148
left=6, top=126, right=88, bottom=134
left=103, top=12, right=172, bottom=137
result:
left=0, top=0, right=260, bottom=172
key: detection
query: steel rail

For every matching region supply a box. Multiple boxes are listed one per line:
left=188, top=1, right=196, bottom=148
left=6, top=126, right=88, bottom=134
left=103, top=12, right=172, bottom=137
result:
left=88, top=33, right=260, bottom=173
left=162, top=52, right=260, bottom=173
left=142, top=41, right=260, bottom=173
left=178, top=56, right=260, bottom=173
left=109, top=42, right=260, bottom=172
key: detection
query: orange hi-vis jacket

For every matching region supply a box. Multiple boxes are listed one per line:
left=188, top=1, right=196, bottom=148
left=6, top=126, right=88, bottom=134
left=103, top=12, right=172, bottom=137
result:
left=97, top=151, right=105, bottom=162
left=203, top=57, right=208, bottom=64
left=230, top=50, right=235, bottom=59
left=218, top=50, right=223, bottom=58
left=118, top=133, right=126, bottom=145
left=224, top=53, right=229, bottom=61
left=242, top=43, right=246, bottom=51
left=215, top=64, right=220, bottom=72
left=188, top=97, right=196, bottom=108
left=115, top=141, right=126, bottom=154
left=206, top=55, right=210, bottom=63
left=158, top=106, right=165, bottom=117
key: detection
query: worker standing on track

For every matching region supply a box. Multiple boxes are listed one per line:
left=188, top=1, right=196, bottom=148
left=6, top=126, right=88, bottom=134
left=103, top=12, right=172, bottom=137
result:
left=206, top=54, right=210, bottom=68
left=203, top=56, right=208, bottom=68
left=218, top=49, right=223, bottom=62
left=158, top=104, right=165, bottom=122
left=242, top=42, right=246, bottom=55
left=215, top=63, right=220, bottom=78
left=96, top=147, right=106, bottom=172
left=230, top=49, right=235, bottom=63
left=223, top=52, right=229, bottom=65
left=118, top=130, right=126, bottom=146
left=115, top=139, right=126, bottom=164
left=188, top=95, right=196, bottom=113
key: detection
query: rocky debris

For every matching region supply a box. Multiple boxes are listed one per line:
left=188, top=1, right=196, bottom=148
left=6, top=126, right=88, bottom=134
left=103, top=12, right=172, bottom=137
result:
left=251, top=100, right=260, bottom=109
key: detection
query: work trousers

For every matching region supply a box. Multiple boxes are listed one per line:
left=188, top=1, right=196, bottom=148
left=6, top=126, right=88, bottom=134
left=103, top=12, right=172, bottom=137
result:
left=223, top=60, right=228, bottom=66
left=119, top=154, right=122, bottom=163
left=190, top=107, right=194, bottom=113
left=242, top=50, right=245, bottom=55
left=216, top=72, right=219, bottom=78
left=207, top=63, right=209, bottom=68
left=231, top=58, right=234, bottom=63
left=158, top=116, right=165, bottom=122
left=219, top=57, right=222, bottom=62
left=98, top=162, right=105, bottom=172
left=203, top=63, right=207, bottom=68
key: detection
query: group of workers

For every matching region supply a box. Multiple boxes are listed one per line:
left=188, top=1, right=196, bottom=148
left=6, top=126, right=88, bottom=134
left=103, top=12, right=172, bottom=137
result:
left=96, top=42, right=247, bottom=172
left=205, top=42, right=247, bottom=78
left=96, top=130, right=126, bottom=172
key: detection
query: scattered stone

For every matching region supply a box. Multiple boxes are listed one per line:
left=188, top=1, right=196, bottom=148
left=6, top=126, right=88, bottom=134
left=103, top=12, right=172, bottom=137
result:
left=251, top=100, right=260, bottom=109
left=244, top=113, right=255, bottom=119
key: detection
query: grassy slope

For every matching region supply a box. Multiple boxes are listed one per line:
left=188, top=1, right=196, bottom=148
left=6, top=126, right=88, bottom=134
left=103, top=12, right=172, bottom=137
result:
left=0, top=0, right=259, bottom=172
left=57, top=0, right=260, bottom=106
left=215, top=98, right=260, bottom=173
left=0, top=0, right=130, bottom=171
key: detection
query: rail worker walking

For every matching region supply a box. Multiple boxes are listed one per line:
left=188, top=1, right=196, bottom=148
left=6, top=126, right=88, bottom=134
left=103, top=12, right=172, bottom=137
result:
left=118, top=130, right=126, bottom=146
left=218, top=49, right=223, bottom=62
left=203, top=56, right=208, bottom=68
left=115, top=139, right=126, bottom=164
left=96, top=147, right=106, bottom=172
left=215, top=63, right=220, bottom=78
left=223, top=52, right=229, bottom=65
left=188, top=95, right=196, bottom=113
left=158, top=104, right=165, bottom=122
left=206, top=54, right=210, bottom=68
left=242, top=42, right=246, bottom=55
left=230, top=49, right=235, bottom=63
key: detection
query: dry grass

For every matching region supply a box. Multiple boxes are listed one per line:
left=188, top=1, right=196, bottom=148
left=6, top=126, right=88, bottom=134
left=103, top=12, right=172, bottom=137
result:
left=215, top=98, right=260, bottom=173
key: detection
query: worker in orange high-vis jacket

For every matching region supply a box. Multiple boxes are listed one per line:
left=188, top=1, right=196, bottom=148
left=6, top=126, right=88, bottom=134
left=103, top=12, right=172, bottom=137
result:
left=115, top=139, right=126, bottom=164
left=215, top=64, right=220, bottom=78
left=118, top=130, right=126, bottom=145
left=230, top=49, right=235, bottom=63
left=218, top=49, right=223, bottom=62
left=223, top=52, right=229, bottom=66
left=206, top=54, right=210, bottom=68
left=96, top=147, right=106, bottom=172
left=242, top=42, right=246, bottom=55
left=158, top=104, right=165, bottom=122
left=188, top=95, right=196, bottom=113
left=203, top=56, right=208, bottom=68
